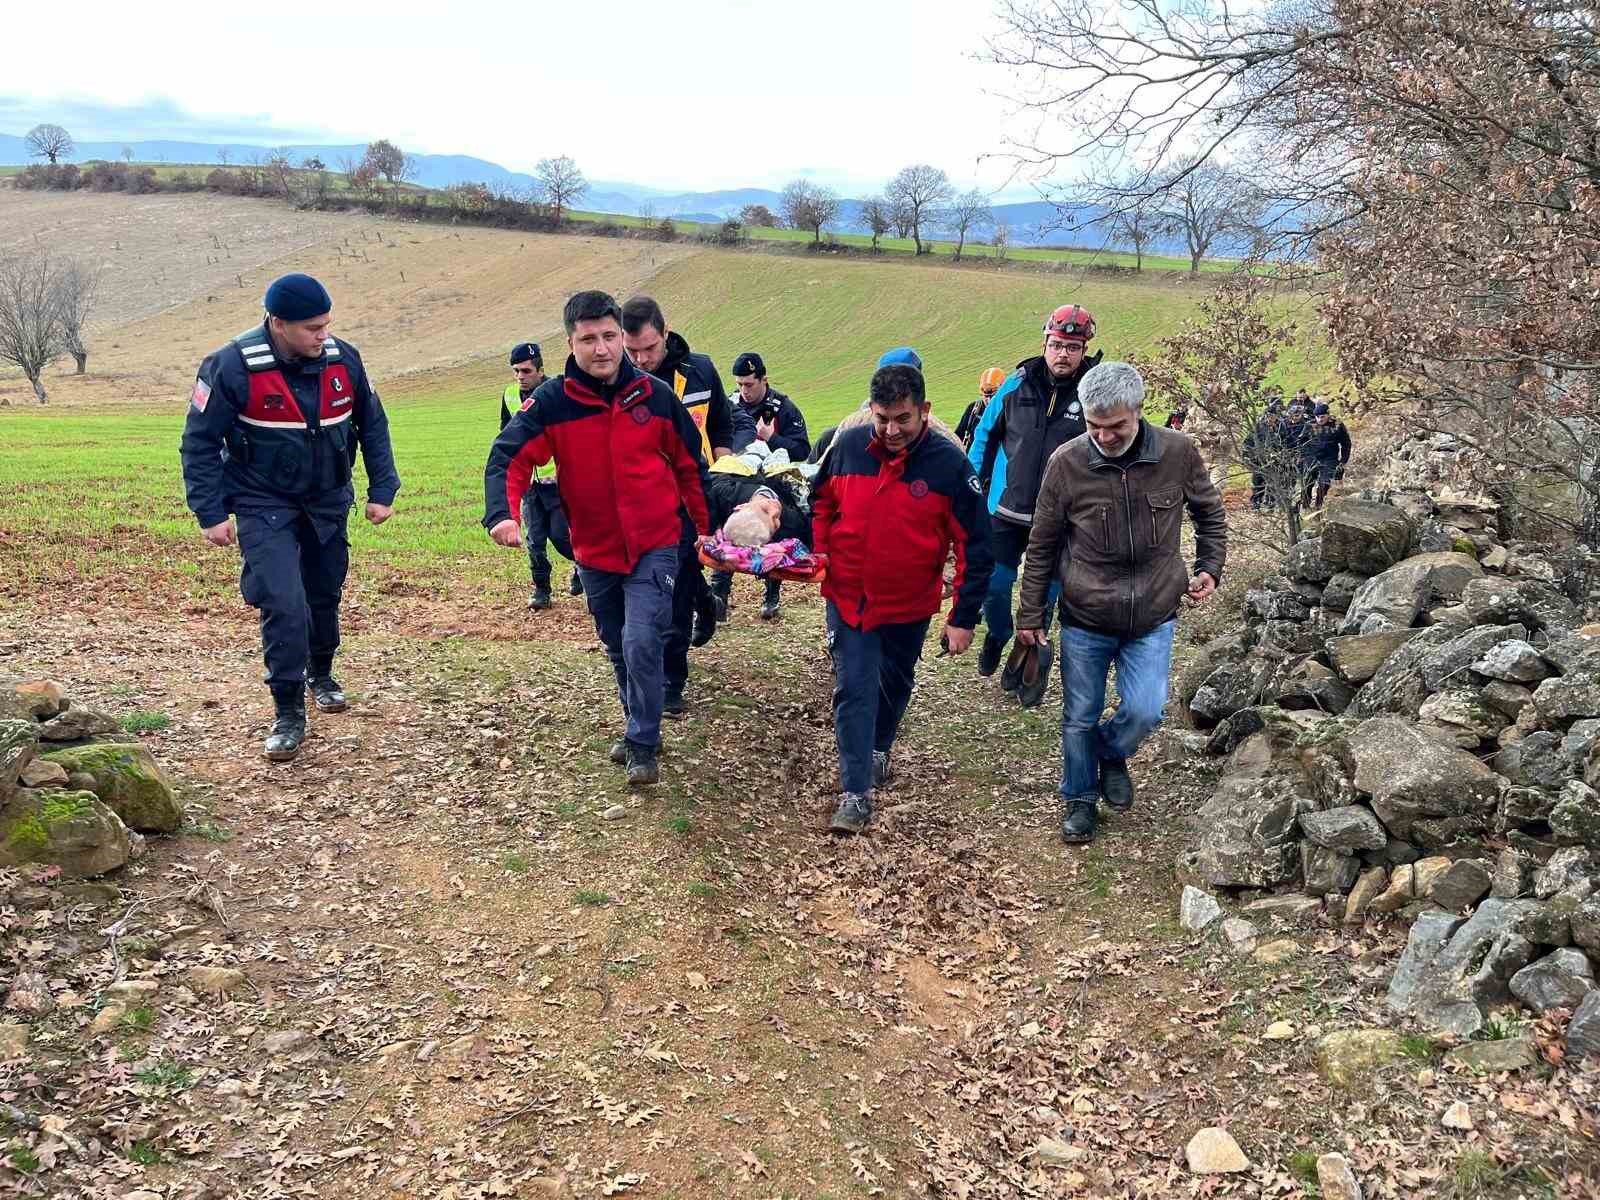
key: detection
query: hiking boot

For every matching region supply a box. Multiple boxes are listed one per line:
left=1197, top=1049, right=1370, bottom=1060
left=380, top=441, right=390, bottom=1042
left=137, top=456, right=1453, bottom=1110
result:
left=1000, top=640, right=1029, bottom=693
left=528, top=581, right=553, bottom=610
left=305, top=672, right=348, bottom=713
left=977, top=633, right=1006, bottom=677
left=1060, top=799, right=1098, bottom=845
left=1100, top=758, right=1135, bottom=812
left=568, top=572, right=585, bottom=597
left=760, top=579, right=782, bottom=621
left=609, top=737, right=628, bottom=765
left=691, top=585, right=718, bottom=647
left=871, top=750, right=892, bottom=790
left=263, top=692, right=307, bottom=762
left=625, top=742, right=659, bottom=786
left=1016, top=640, right=1053, bottom=708
left=663, top=688, right=687, bottom=719
left=829, top=791, right=874, bottom=835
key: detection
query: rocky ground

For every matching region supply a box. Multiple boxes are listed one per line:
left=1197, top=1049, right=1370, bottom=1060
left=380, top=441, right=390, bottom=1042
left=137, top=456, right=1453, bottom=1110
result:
left=2, top=550, right=1597, bottom=1198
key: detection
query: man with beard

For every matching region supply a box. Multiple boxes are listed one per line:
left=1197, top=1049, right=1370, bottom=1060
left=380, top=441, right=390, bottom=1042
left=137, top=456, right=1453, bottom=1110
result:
left=967, top=305, right=1102, bottom=706
left=1014, top=362, right=1227, bottom=845
left=619, top=296, right=737, bottom=715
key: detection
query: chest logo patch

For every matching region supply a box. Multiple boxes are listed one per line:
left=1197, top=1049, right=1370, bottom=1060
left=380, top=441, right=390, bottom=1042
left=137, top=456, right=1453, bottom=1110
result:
left=264, top=394, right=286, bottom=410
left=909, top=479, right=930, bottom=499
left=968, top=475, right=984, bottom=494
left=331, top=376, right=344, bottom=393
left=631, top=406, right=651, bottom=425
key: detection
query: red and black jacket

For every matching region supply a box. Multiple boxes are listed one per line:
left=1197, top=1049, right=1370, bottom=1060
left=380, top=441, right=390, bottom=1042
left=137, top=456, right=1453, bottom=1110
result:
left=812, top=425, right=993, bottom=632
left=483, top=356, right=711, bottom=574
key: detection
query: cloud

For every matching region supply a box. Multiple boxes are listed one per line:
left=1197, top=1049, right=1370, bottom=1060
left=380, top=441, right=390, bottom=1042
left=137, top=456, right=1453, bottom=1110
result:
left=0, top=94, right=337, bottom=146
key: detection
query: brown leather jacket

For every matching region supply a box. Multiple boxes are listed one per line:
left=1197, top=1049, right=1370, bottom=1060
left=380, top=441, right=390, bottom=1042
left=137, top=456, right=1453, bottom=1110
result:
left=1017, top=422, right=1227, bottom=638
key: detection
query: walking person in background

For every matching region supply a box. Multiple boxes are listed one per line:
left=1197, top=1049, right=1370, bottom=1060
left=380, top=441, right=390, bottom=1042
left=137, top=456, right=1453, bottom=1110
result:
left=967, top=305, right=1102, bottom=706
left=619, top=296, right=734, bottom=713
left=1301, top=402, right=1352, bottom=510
left=811, top=363, right=993, bottom=835
left=956, top=367, right=1007, bottom=451
left=499, top=341, right=581, bottom=610
left=484, top=291, right=711, bottom=785
left=180, top=272, right=401, bottom=762
left=1015, top=362, right=1226, bottom=845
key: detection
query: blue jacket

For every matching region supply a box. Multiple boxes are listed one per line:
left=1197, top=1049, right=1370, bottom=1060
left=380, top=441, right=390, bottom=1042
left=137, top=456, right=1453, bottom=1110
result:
left=968, top=351, right=1101, bottom=527
left=179, top=325, right=400, bottom=530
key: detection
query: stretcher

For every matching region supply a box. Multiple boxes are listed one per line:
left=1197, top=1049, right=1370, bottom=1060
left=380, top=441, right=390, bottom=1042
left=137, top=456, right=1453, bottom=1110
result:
left=696, top=538, right=828, bottom=583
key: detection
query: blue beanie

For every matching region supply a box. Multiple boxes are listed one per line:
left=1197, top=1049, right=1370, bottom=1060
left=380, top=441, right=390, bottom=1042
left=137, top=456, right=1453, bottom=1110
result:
left=877, top=346, right=922, bottom=371
left=264, top=273, right=332, bottom=321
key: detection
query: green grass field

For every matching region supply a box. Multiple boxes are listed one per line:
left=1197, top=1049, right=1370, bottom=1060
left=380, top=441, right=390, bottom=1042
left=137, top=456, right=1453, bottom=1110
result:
left=0, top=237, right=1334, bottom=603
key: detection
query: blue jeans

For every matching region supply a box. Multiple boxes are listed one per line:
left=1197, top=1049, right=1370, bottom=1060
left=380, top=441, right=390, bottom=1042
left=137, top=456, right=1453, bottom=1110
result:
left=983, top=519, right=1057, bottom=643
left=826, top=603, right=930, bottom=794
left=578, top=546, right=678, bottom=749
left=1059, top=620, right=1175, bottom=802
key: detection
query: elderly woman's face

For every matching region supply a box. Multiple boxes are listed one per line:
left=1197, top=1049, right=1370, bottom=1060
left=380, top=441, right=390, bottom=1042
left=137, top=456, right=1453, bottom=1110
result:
left=748, top=494, right=782, bottom=530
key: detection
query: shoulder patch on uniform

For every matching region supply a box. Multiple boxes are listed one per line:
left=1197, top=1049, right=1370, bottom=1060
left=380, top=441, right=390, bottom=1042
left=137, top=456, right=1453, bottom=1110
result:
left=520, top=395, right=537, bottom=412
left=191, top=378, right=211, bottom=412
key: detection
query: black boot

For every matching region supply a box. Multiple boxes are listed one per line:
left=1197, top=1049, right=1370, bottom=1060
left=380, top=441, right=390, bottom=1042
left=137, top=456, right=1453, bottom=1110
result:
left=528, top=579, right=553, bottom=610
left=1016, top=640, right=1053, bottom=708
left=691, top=583, right=718, bottom=647
left=829, top=792, right=874, bottom=835
left=1099, top=758, right=1135, bottom=812
left=305, top=669, right=347, bottom=713
left=625, top=741, right=659, bottom=786
left=872, top=750, right=892, bottom=790
left=1060, top=799, right=1098, bottom=844
left=977, top=633, right=1006, bottom=677
left=760, top=578, right=782, bottom=620
left=264, top=689, right=307, bottom=762
left=663, top=687, right=687, bottom=719
left=568, top=572, right=585, bottom=597
left=709, top=572, right=731, bottom=622
left=609, top=737, right=629, bottom=765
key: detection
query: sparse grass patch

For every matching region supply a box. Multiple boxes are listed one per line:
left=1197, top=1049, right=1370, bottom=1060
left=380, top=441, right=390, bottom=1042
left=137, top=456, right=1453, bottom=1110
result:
left=121, top=1005, right=156, bottom=1032
left=1453, top=1149, right=1503, bottom=1197
left=1399, top=1033, right=1437, bottom=1060
left=502, top=851, right=530, bottom=874
left=120, top=710, right=171, bottom=733
left=7, top=1143, right=39, bottom=1172
left=186, top=818, right=232, bottom=842
left=134, top=1055, right=195, bottom=1093
left=665, top=813, right=692, bottom=836
left=573, top=888, right=609, bottom=907
left=1287, top=1149, right=1321, bottom=1191
left=128, top=1141, right=162, bottom=1165
left=686, top=881, right=720, bottom=900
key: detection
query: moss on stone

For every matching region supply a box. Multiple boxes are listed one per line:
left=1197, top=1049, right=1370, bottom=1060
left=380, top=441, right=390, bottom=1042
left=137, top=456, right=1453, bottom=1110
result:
left=5, top=814, right=48, bottom=855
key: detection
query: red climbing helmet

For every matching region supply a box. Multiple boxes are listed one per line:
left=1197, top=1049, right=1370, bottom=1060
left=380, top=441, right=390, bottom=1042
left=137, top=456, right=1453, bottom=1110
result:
left=1043, top=304, right=1096, bottom=344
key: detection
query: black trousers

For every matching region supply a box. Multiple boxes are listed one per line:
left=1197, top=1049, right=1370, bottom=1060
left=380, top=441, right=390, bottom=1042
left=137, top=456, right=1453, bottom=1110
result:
left=237, top=507, right=349, bottom=693
left=520, top=481, right=574, bottom=587
left=664, top=522, right=701, bottom=695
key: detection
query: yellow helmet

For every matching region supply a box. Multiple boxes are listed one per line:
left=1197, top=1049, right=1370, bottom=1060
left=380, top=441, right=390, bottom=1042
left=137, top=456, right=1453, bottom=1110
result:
left=979, top=367, right=1006, bottom=397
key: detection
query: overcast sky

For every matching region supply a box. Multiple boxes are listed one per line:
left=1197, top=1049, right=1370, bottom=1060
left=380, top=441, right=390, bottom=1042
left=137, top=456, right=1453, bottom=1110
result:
left=3, top=0, right=1059, bottom=196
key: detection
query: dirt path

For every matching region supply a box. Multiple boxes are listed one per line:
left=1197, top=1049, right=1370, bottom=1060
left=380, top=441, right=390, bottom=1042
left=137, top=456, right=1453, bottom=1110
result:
left=1, top=589, right=1594, bottom=1199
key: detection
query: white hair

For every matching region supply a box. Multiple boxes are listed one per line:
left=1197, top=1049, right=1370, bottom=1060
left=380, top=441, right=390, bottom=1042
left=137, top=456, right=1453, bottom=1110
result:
left=722, top=507, right=773, bottom=548
left=1079, top=361, right=1145, bottom=418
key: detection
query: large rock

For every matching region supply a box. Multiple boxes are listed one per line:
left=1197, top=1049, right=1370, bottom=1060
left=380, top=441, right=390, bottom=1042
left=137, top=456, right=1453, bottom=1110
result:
left=1418, top=690, right=1508, bottom=747
left=1460, top=576, right=1578, bottom=634
left=1315, top=1028, right=1402, bottom=1086
left=1345, top=866, right=1389, bottom=923
left=1286, top=537, right=1335, bottom=585
left=1495, top=730, right=1578, bottom=789
left=1185, top=1128, right=1249, bottom=1174
left=1321, top=572, right=1368, bottom=614
left=1180, top=886, right=1224, bottom=933
left=1544, top=633, right=1600, bottom=677
left=1178, top=631, right=1253, bottom=717
left=38, top=743, right=181, bottom=833
left=1190, top=661, right=1269, bottom=725
left=1327, top=630, right=1421, bottom=685
left=1509, top=949, right=1596, bottom=1014
left=1385, top=900, right=1543, bottom=1036
left=1473, top=640, right=1552, bottom=684
left=1349, top=718, right=1502, bottom=841
left=1428, top=859, right=1493, bottom=910
left=1340, top=553, right=1481, bottom=634
left=1302, top=844, right=1361, bottom=896
left=1189, top=774, right=1312, bottom=889
left=5, top=680, right=64, bottom=720
left=1573, top=896, right=1600, bottom=951
left=1534, top=846, right=1595, bottom=900
left=1276, top=661, right=1355, bottom=715
left=37, top=708, right=122, bottom=742
left=1321, top=501, right=1416, bottom=576
left=1569, top=991, right=1600, bottom=1058
left=1300, top=805, right=1389, bottom=852
left=1482, top=680, right=1534, bottom=720
left=1533, top=674, right=1600, bottom=724
left=0, top=788, right=129, bottom=878
left=1352, top=625, right=1460, bottom=717
left=1317, top=1153, right=1364, bottom=1200
left=1552, top=781, right=1600, bottom=849
left=1418, top=624, right=1529, bottom=693
left=1446, top=1037, right=1539, bottom=1073
left=0, top=719, right=39, bottom=791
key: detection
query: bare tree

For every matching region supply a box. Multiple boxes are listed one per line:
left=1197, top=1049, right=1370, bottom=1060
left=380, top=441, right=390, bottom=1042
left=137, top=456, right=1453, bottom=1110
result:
left=119, top=145, right=135, bottom=164
left=361, top=139, right=407, bottom=187
left=25, top=124, right=73, bottom=165
left=265, top=150, right=296, bottom=198
left=779, top=179, right=841, bottom=244
left=217, top=146, right=232, bottom=167
left=1154, top=158, right=1259, bottom=273
left=858, top=196, right=893, bottom=252
left=943, top=189, right=993, bottom=260
left=0, top=250, right=69, bottom=404
left=52, top=259, right=101, bottom=376
left=535, top=156, right=588, bottom=223
left=1108, top=191, right=1168, bottom=272
left=993, top=220, right=1011, bottom=262
left=400, top=153, right=421, bottom=186
left=885, top=165, right=953, bottom=254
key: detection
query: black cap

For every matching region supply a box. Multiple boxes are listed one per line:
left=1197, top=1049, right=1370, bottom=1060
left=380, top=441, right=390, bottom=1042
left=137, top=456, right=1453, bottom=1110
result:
left=1313, top=402, right=1330, bottom=415
left=509, top=341, right=541, bottom=366
left=731, top=351, right=766, bottom=378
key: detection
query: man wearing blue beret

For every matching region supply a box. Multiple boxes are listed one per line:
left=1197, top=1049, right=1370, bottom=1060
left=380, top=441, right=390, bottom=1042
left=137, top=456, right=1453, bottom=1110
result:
left=500, top=340, right=582, bottom=610
left=179, top=272, right=401, bottom=762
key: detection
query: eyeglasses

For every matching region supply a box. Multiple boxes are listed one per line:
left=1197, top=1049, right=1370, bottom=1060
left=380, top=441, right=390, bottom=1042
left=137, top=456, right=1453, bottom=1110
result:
left=1045, top=340, right=1084, bottom=354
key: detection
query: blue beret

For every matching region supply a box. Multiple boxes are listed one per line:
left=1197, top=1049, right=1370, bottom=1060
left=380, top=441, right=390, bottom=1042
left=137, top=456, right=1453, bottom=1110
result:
left=877, top=346, right=922, bottom=371
left=264, top=273, right=332, bottom=321
left=510, top=341, right=541, bottom=366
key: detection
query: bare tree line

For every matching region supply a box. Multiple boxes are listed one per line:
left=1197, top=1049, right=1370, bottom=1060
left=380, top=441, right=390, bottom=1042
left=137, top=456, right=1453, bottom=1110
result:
left=0, top=250, right=101, bottom=404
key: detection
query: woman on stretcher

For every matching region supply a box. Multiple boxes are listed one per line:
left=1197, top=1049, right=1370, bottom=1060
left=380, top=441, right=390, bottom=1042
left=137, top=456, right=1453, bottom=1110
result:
left=698, top=473, right=824, bottom=581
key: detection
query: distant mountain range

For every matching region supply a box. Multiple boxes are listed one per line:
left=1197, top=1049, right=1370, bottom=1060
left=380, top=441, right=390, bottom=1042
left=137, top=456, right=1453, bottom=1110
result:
left=0, top=131, right=1250, bottom=257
